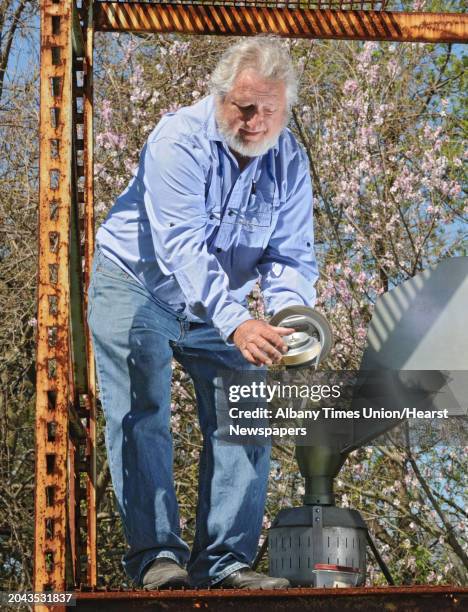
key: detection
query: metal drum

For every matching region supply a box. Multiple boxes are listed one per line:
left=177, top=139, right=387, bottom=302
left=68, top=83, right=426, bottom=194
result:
left=268, top=506, right=367, bottom=586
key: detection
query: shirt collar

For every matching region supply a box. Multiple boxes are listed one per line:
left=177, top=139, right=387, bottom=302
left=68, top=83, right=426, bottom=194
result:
left=205, top=95, right=224, bottom=142
left=204, top=94, right=280, bottom=155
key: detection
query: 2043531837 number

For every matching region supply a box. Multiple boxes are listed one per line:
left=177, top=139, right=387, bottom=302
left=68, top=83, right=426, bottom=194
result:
left=0, top=592, right=76, bottom=607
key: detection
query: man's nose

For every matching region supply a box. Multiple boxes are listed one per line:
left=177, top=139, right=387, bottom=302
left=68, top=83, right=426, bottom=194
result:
left=245, top=110, right=263, bottom=129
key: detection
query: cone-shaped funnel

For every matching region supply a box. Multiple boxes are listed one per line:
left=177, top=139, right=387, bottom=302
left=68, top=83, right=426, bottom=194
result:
left=296, top=445, right=346, bottom=505
left=293, top=257, right=468, bottom=504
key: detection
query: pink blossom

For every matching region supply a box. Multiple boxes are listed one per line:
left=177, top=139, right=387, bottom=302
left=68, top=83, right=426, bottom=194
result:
left=101, top=99, right=113, bottom=123
left=343, top=79, right=359, bottom=96
left=96, top=131, right=127, bottom=150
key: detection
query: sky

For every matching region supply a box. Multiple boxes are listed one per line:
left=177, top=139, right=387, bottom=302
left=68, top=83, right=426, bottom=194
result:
left=5, top=9, right=466, bottom=87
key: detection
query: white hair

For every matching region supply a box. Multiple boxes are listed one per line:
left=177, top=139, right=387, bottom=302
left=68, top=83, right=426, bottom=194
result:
left=209, top=36, right=298, bottom=109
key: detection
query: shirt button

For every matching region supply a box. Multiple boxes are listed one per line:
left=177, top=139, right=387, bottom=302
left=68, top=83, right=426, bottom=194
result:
left=209, top=214, right=214, bottom=219
left=228, top=210, right=234, bottom=216
left=216, top=247, right=222, bottom=253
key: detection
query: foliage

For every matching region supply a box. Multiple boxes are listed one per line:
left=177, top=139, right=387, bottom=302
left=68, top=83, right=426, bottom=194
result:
left=0, top=0, right=38, bottom=592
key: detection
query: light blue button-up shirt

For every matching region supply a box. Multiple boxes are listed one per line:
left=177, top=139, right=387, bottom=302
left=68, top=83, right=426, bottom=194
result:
left=96, top=95, right=318, bottom=342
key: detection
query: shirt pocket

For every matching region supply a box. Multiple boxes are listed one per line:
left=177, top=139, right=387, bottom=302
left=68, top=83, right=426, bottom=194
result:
left=209, top=184, right=279, bottom=252
left=242, top=193, right=273, bottom=229
left=239, top=185, right=279, bottom=249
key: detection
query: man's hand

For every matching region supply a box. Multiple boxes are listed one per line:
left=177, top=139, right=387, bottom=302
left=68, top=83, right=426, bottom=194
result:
left=231, top=319, right=295, bottom=366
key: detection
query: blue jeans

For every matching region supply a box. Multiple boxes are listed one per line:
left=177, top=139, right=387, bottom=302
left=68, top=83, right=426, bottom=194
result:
left=87, top=246, right=271, bottom=587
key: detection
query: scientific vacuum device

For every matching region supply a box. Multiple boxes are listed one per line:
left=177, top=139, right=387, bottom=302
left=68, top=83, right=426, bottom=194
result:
left=266, top=257, right=468, bottom=587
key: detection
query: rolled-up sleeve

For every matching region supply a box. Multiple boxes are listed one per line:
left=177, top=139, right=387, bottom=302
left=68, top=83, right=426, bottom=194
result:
left=257, top=148, right=318, bottom=316
left=142, top=137, right=251, bottom=341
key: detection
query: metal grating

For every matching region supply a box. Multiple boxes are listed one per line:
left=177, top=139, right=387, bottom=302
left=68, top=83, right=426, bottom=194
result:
left=94, top=1, right=468, bottom=43
left=103, top=0, right=391, bottom=11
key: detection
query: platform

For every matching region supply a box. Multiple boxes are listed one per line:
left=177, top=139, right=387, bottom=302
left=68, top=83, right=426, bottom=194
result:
left=75, top=585, right=467, bottom=611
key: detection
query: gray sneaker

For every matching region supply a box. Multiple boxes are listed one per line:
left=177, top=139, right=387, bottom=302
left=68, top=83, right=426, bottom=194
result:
left=141, top=558, right=190, bottom=590
left=215, top=568, right=290, bottom=589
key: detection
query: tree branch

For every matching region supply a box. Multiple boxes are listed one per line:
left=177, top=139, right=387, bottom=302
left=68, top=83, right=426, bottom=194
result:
left=0, top=0, right=31, bottom=103
left=404, top=427, right=468, bottom=570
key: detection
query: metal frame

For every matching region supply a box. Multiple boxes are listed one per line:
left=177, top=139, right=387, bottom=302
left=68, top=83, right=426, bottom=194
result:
left=35, top=0, right=467, bottom=605
left=35, top=1, right=96, bottom=608
left=95, top=2, right=468, bottom=43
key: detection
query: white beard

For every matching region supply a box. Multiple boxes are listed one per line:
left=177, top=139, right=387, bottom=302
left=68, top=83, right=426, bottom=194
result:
left=216, top=109, right=284, bottom=158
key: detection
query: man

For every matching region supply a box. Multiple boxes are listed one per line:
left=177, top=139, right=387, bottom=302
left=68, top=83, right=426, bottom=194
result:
left=88, top=36, right=318, bottom=590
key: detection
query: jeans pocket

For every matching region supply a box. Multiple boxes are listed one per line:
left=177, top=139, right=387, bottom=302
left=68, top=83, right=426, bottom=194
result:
left=95, top=251, right=135, bottom=283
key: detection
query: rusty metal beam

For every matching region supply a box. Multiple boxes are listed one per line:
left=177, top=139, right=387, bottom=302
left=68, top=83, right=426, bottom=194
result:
left=69, top=7, right=87, bottom=591
left=36, top=0, right=74, bottom=607
left=36, top=0, right=97, bottom=601
left=67, top=436, right=78, bottom=586
left=94, top=2, right=468, bottom=43
left=69, top=36, right=88, bottom=394
left=68, top=0, right=98, bottom=588
left=69, top=159, right=89, bottom=394
left=75, top=585, right=468, bottom=611
left=68, top=403, right=88, bottom=441
left=82, top=0, right=98, bottom=588
left=72, top=2, right=85, bottom=56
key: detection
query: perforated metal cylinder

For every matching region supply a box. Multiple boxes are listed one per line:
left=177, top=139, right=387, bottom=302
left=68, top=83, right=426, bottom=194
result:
left=268, top=506, right=367, bottom=586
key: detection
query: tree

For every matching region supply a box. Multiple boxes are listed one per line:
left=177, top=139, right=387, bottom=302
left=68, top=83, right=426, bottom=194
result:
left=0, top=0, right=37, bottom=104
left=0, top=2, right=39, bottom=589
